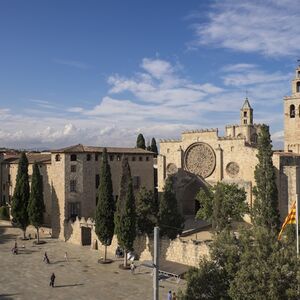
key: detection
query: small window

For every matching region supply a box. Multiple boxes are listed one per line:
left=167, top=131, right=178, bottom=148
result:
left=132, top=156, right=136, bottom=161
left=68, top=202, right=80, bottom=220
left=70, top=154, right=77, bottom=161
left=297, top=82, right=300, bottom=93
left=132, top=176, right=140, bottom=189
left=110, top=155, right=114, bottom=161
left=95, top=174, right=100, bottom=189
left=243, top=119, right=247, bottom=124
left=95, top=154, right=98, bottom=161
left=290, top=104, right=295, bottom=118
left=87, top=154, right=91, bottom=161
left=8, top=174, right=11, bottom=182
left=139, top=156, right=143, bottom=161
left=55, top=154, right=61, bottom=162
left=71, top=165, right=76, bottom=172
left=146, top=156, right=149, bottom=161
left=70, top=180, right=77, bottom=192
left=115, top=195, right=118, bottom=201
left=117, top=155, right=121, bottom=161
left=244, top=111, right=247, bottom=117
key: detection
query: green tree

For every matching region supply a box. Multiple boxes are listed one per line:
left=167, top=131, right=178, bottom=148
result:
left=158, top=176, right=184, bottom=239
left=252, top=124, right=280, bottom=230
left=182, top=259, right=228, bottom=300
left=115, top=157, right=136, bottom=267
left=229, top=226, right=299, bottom=300
left=150, top=137, right=158, bottom=155
left=95, top=148, right=115, bottom=262
left=136, top=187, right=157, bottom=235
left=28, top=162, right=45, bottom=243
left=196, top=182, right=248, bottom=232
left=136, top=133, right=146, bottom=149
left=11, top=152, right=30, bottom=239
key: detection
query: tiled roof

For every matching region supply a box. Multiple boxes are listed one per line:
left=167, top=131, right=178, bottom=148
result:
left=52, top=144, right=154, bottom=155
left=3, top=153, right=51, bottom=164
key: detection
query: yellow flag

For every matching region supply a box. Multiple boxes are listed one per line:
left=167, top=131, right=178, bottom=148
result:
left=278, top=201, right=296, bottom=240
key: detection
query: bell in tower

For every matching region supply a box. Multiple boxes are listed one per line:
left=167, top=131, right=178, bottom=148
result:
left=240, top=98, right=253, bottom=125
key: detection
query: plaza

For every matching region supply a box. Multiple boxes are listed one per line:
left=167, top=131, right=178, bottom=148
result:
left=0, top=221, right=185, bottom=300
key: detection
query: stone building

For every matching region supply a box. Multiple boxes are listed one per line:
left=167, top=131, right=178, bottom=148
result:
left=0, top=145, right=155, bottom=239
left=158, top=66, right=300, bottom=220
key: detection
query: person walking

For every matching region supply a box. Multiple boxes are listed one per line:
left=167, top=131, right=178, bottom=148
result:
left=43, top=252, right=50, bottom=264
left=167, top=290, right=173, bottom=300
left=49, top=273, right=55, bottom=287
left=64, top=251, right=68, bottom=262
left=130, top=261, right=135, bottom=274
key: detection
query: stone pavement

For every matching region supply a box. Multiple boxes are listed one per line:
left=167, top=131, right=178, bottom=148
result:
left=0, top=221, right=186, bottom=300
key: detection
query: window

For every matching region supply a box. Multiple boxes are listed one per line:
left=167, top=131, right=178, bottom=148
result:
left=132, top=156, right=136, bottom=161
left=132, top=176, right=140, bottom=189
left=117, top=155, right=121, bottom=161
left=70, top=154, right=77, bottom=161
left=95, top=154, right=98, bottom=161
left=70, top=180, right=77, bottom=192
left=244, top=111, right=247, bottom=117
left=55, top=154, right=61, bottom=162
left=146, top=156, right=149, bottom=161
left=95, top=174, right=100, bottom=189
left=68, top=202, right=80, bottom=220
left=243, top=119, right=247, bottom=124
left=2, top=195, right=5, bottom=204
left=71, top=165, right=76, bottom=172
left=290, top=104, right=295, bottom=118
left=8, top=174, right=11, bottom=182
left=251, top=133, right=258, bottom=144
left=139, top=156, right=143, bottom=161
left=115, top=195, right=119, bottom=202
left=110, top=155, right=114, bottom=161
left=297, top=82, right=300, bottom=93
left=87, top=154, right=91, bottom=161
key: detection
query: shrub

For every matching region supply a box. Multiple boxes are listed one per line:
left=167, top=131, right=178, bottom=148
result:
left=0, top=206, right=10, bottom=220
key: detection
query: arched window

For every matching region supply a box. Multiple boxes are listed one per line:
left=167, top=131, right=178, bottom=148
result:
left=70, top=154, right=77, bottom=161
left=86, top=154, right=91, bottom=161
left=297, top=82, right=300, bottom=93
left=55, top=154, right=61, bottom=162
left=290, top=105, right=295, bottom=118
left=251, top=133, right=258, bottom=144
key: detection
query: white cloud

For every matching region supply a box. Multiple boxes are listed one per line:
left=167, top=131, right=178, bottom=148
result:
left=191, top=0, right=300, bottom=57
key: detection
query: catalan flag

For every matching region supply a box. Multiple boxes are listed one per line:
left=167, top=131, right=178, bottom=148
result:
left=278, top=201, right=296, bottom=240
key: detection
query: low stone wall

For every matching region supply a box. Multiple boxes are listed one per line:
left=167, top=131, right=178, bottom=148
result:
left=63, top=217, right=210, bottom=267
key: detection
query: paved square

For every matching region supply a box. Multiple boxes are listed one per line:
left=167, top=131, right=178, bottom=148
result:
left=0, top=221, right=185, bottom=300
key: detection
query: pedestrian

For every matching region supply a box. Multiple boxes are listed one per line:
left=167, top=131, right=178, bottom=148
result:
left=49, top=273, right=55, bottom=287
left=130, top=261, right=135, bottom=274
left=64, top=251, right=68, bottom=262
left=172, top=292, right=177, bottom=300
left=14, top=239, right=18, bottom=249
left=43, top=252, right=50, bottom=264
left=167, top=290, right=172, bottom=300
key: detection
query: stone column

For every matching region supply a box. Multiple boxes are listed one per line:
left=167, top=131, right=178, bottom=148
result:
left=215, top=144, right=223, bottom=181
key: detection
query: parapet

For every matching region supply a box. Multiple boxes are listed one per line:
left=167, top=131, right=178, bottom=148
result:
left=182, top=128, right=218, bottom=134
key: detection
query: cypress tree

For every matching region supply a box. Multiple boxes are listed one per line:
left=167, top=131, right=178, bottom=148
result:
left=136, top=133, right=146, bottom=149
left=252, top=125, right=280, bottom=230
left=158, top=176, right=184, bottom=239
left=115, top=157, right=136, bottom=267
left=150, top=137, right=158, bottom=155
left=28, top=162, right=45, bottom=243
left=11, top=152, right=30, bottom=239
left=95, top=148, right=115, bottom=262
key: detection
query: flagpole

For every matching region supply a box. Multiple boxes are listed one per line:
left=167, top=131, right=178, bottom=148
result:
left=296, top=193, right=299, bottom=257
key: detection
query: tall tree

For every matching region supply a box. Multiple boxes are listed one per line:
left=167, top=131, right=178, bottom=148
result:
left=136, top=187, right=158, bottom=235
left=150, top=137, right=158, bottom=155
left=136, top=133, right=146, bottom=150
left=95, top=148, right=115, bottom=262
left=196, top=183, right=248, bottom=232
left=11, top=152, right=30, bottom=239
left=28, top=162, right=45, bottom=243
left=252, top=124, right=280, bottom=230
left=115, top=157, right=136, bottom=267
left=158, top=176, right=184, bottom=239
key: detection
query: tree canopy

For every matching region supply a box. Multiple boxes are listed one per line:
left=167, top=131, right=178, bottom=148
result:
left=252, top=124, right=280, bottom=230
left=196, top=182, right=248, bottom=232
left=136, top=133, right=146, bottom=149
left=150, top=137, right=158, bottom=155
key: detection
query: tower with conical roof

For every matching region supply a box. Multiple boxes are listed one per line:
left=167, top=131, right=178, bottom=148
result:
left=240, top=98, right=253, bottom=125
left=284, top=65, right=300, bottom=153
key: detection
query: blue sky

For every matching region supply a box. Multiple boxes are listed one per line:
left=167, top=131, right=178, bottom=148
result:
left=0, top=0, right=299, bottom=149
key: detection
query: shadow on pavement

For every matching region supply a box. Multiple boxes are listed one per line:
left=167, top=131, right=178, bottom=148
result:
left=0, top=294, right=19, bottom=299
left=54, top=283, right=84, bottom=288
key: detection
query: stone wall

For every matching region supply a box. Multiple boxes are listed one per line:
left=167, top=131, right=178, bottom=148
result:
left=64, top=217, right=210, bottom=267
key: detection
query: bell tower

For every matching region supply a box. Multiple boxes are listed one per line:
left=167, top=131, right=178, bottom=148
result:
left=240, top=98, right=253, bottom=125
left=284, top=65, right=300, bottom=153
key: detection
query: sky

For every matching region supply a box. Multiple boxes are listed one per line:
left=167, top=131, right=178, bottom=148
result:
left=0, top=0, right=299, bottom=150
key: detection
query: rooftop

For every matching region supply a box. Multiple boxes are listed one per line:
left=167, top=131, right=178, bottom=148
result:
left=3, top=153, right=51, bottom=164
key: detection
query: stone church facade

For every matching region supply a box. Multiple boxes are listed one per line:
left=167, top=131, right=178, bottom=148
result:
left=158, top=66, right=300, bottom=220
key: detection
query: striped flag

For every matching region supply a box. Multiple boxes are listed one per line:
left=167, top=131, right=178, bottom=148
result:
left=278, top=201, right=296, bottom=240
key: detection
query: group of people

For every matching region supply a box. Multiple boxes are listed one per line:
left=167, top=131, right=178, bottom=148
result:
left=168, top=290, right=177, bottom=300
